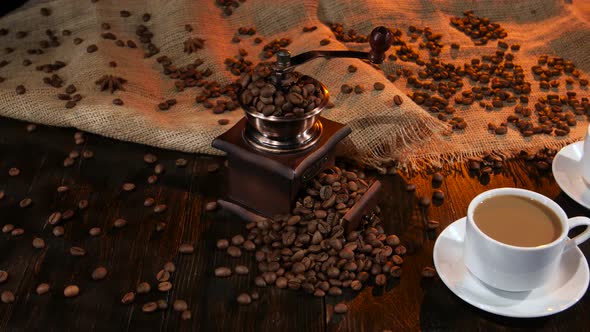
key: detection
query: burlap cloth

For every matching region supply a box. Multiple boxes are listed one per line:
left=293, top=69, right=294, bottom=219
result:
left=0, top=0, right=588, bottom=170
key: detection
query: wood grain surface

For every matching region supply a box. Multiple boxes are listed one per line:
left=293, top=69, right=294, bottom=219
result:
left=0, top=116, right=588, bottom=332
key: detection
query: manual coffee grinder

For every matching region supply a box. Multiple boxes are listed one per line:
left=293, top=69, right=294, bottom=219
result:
left=212, top=26, right=393, bottom=232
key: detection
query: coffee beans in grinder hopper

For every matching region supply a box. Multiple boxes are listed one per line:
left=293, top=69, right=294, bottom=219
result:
left=238, top=63, right=325, bottom=118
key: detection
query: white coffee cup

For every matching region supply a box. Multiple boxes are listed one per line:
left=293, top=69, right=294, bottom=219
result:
left=582, top=124, right=590, bottom=185
left=464, top=188, right=590, bottom=292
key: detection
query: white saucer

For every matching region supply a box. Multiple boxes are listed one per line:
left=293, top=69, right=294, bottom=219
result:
left=433, top=217, right=589, bottom=318
left=553, top=141, right=590, bottom=209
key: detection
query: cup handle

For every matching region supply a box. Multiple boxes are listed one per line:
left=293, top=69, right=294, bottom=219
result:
left=564, top=216, right=590, bottom=252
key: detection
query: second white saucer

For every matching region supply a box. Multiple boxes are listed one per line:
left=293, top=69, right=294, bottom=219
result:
left=553, top=141, right=590, bottom=209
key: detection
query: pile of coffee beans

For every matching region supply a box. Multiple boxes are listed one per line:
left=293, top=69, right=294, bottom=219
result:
left=261, top=37, right=292, bottom=59
left=183, top=37, right=205, bottom=54
left=450, top=10, right=507, bottom=45
left=238, top=63, right=325, bottom=117
left=213, top=166, right=406, bottom=313
left=328, top=23, right=368, bottom=43
left=95, top=75, right=127, bottom=94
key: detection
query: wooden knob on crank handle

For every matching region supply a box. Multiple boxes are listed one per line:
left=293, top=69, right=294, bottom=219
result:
left=369, top=26, right=393, bottom=64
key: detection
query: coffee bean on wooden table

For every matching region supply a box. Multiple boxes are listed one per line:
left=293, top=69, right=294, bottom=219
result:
left=144, top=197, right=155, bottom=207
left=432, top=190, right=444, bottom=201
left=237, top=293, right=251, bottom=305
left=0, top=270, right=8, bottom=283
left=122, top=182, right=136, bottom=191
left=0, top=191, right=4, bottom=200
left=19, top=198, right=32, bottom=208
left=36, top=283, right=50, bottom=295
left=427, top=220, right=440, bottom=229
left=157, top=299, right=168, bottom=310
left=52, top=226, right=64, bottom=237
left=215, top=267, right=232, bottom=278
left=142, top=302, right=158, bottom=313
left=419, top=196, right=431, bottom=207
left=120, top=10, right=131, bottom=17
left=235, top=265, right=249, bottom=275
left=90, top=266, right=108, bottom=280
left=8, top=167, right=20, bottom=176
left=64, top=285, right=79, bottom=297
left=432, top=172, right=444, bottom=183
left=207, top=163, right=220, bottom=173
left=70, top=246, right=86, bottom=256
left=163, top=262, right=176, bottom=273
left=156, top=270, right=170, bottom=282
left=62, top=209, right=75, bottom=220
left=137, top=282, right=151, bottom=294
left=113, top=218, right=127, bottom=228
left=205, top=201, right=218, bottom=211
left=89, top=227, right=101, bottom=236
left=153, top=204, right=167, bottom=213
left=173, top=300, right=188, bottom=312
left=179, top=243, right=194, bottom=254
left=154, top=164, right=165, bottom=174
left=48, top=212, right=62, bottom=225
left=155, top=222, right=167, bottom=232
left=334, top=302, right=348, bottom=314
left=11, top=228, right=24, bottom=236
left=175, top=158, right=188, bottom=167
left=78, top=200, right=89, bottom=210
left=422, top=266, right=437, bottom=278
left=1, top=225, right=13, bottom=234
left=63, top=157, right=75, bottom=167
left=181, top=310, right=192, bottom=320
left=227, top=246, right=241, bottom=257
left=26, top=123, right=37, bottom=132
left=405, top=183, right=416, bottom=192
left=216, top=239, right=229, bottom=249
left=1, top=291, right=15, bottom=304
left=121, top=292, right=135, bottom=304
left=32, top=237, right=45, bottom=249
left=158, top=281, right=172, bottom=292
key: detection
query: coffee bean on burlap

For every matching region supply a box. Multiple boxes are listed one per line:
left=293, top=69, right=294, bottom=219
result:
left=87, top=44, right=98, bottom=53
left=36, top=283, right=50, bottom=295
left=15, top=85, right=26, bottom=95
left=179, top=243, right=194, bottom=254
left=393, top=95, right=403, bottom=105
left=373, top=82, right=385, bottom=90
left=113, top=98, right=124, bottom=106
left=153, top=204, right=167, bottom=213
left=63, top=285, right=79, bottom=297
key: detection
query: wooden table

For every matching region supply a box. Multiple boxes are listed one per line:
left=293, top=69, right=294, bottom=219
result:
left=0, top=116, right=588, bottom=331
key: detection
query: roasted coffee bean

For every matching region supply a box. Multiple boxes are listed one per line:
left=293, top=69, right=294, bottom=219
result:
left=214, top=267, right=232, bottom=278
left=237, top=293, right=251, bottom=305
left=147, top=175, right=158, bottom=184
left=0, top=270, right=7, bottom=283
left=36, top=283, right=50, bottom=295
left=163, top=262, right=176, bottom=273
left=181, top=310, right=192, bottom=320
left=48, top=212, right=62, bottom=225
left=137, top=282, right=151, bottom=294
left=1, top=291, right=15, bottom=303
left=153, top=204, right=167, bottom=213
left=11, top=228, right=24, bottom=236
left=52, top=226, right=64, bottom=237
left=57, top=185, right=69, bottom=193
left=113, top=98, right=124, bottom=106
left=341, top=84, right=353, bottom=94
left=422, top=266, right=437, bottom=278
left=427, top=220, right=440, bottom=229
left=328, top=287, right=342, bottom=296
left=142, top=13, right=151, bottom=22
left=120, top=10, right=131, bottom=17
left=154, top=164, right=165, bottom=174
left=176, top=158, right=188, bottom=167
left=92, top=266, right=108, bottom=280
left=15, top=85, right=26, bottom=95
left=231, top=234, right=245, bottom=246
left=405, top=183, right=416, bottom=192
left=385, top=235, right=400, bottom=246
left=207, top=163, right=220, bottom=173
left=334, top=302, right=348, bottom=314
left=320, top=38, right=330, bottom=46
left=143, top=153, right=157, bottom=164
left=40, top=7, right=51, bottom=16
left=155, top=269, right=170, bottom=283
left=121, top=292, right=135, bottom=304
left=1, top=225, right=13, bottom=234
left=179, top=243, right=194, bottom=254
left=122, top=182, right=136, bottom=191
left=205, top=201, right=218, bottom=211
left=157, top=299, right=168, bottom=310
left=216, top=239, right=229, bottom=249
left=8, top=167, right=20, bottom=176
left=70, top=246, right=86, bottom=256
left=155, top=222, right=167, bottom=232
left=235, top=265, right=249, bottom=275
left=64, top=285, right=79, bottom=298
left=113, top=218, right=127, bottom=228
left=142, top=302, right=158, bottom=313
left=432, top=190, right=444, bottom=201
left=87, top=44, right=98, bottom=53
left=19, top=198, right=32, bottom=208
left=143, top=197, right=155, bottom=207
left=88, top=227, right=101, bottom=237
left=32, top=237, right=46, bottom=249
left=158, top=281, right=172, bottom=292
left=227, top=246, right=242, bottom=257
left=173, top=299, right=188, bottom=312
left=62, top=210, right=74, bottom=220
left=419, top=196, right=431, bottom=207
left=373, top=82, right=385, bottom=90
left=393, top=95, right=403, bottom=106
left=432, top=172, right=444, bottom=182
left=354, top=85, right=364, bottom=94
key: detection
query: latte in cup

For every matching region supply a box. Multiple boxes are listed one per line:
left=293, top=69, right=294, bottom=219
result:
left=473, top=195, right=562, bottom=247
